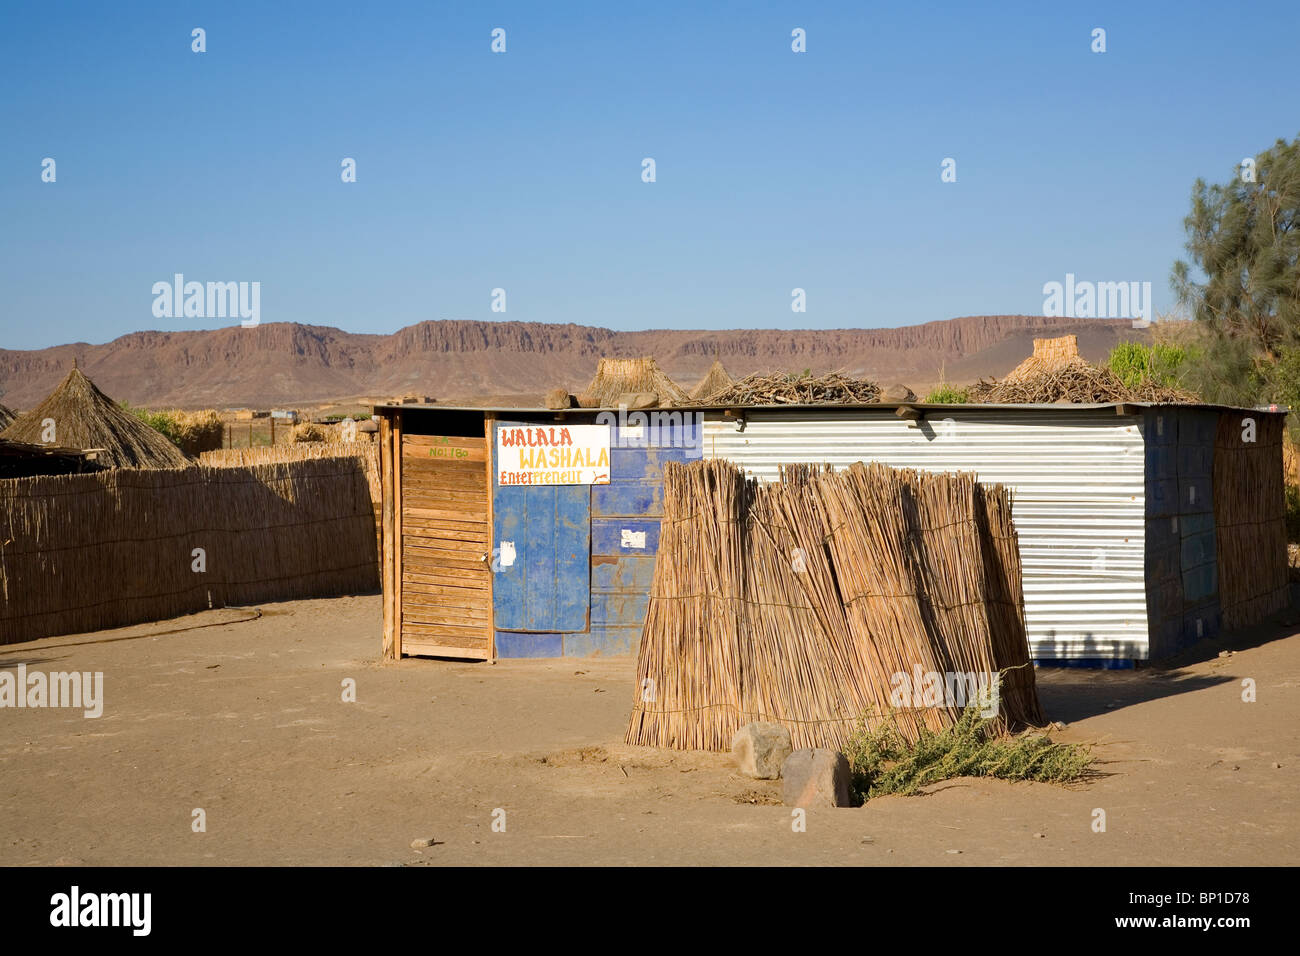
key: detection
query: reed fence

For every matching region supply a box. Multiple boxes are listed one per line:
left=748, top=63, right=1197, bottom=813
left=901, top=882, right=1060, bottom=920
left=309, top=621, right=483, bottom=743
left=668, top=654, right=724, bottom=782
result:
left=1214, top=412, right=1288, bottom=631
left=0, top=457, right=379, bottom=645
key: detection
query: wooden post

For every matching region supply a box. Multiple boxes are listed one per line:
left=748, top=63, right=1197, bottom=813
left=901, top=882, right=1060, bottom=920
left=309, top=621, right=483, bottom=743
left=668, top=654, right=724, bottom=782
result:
left=380, top=415, right=395, bottom=660
left=393, top=410, right=404, bottom=661
left=270, top=416, right=276, bottom=447
left=483, top=413, right=497, bottom=661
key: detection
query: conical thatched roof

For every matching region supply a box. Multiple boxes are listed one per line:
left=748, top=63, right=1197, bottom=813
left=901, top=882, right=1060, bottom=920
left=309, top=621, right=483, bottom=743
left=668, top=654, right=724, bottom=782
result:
left=689, top=360, right=733, bottom=401
left=0, top=402, right=14, bottom=430
left=0, top=368, right=191, bottom=469
left=577, top=357, right=690, bottom=408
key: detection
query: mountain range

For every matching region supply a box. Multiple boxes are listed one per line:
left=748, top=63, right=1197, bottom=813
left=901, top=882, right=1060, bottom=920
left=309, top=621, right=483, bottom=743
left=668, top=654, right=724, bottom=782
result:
left=0, top=315, right=1150, bottom=409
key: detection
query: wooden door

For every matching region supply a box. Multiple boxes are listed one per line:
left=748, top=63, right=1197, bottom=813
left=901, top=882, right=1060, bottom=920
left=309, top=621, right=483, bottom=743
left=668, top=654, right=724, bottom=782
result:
left=399, top=434, right=493, bottom=659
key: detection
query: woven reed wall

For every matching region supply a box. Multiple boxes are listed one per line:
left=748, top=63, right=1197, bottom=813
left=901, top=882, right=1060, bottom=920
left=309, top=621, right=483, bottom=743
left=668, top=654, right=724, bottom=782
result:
left=201, top=442, right=381, bottom=556
left=0, top=458, right=379, bottom=645
left=199, top=441, right=379, bottom=499
left=1214, top=412, right=1289, bottom=631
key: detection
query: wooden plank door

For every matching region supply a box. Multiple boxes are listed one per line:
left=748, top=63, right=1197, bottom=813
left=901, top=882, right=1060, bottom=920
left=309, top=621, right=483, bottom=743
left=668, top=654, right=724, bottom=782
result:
left=399, top=434, right=493, bottom=659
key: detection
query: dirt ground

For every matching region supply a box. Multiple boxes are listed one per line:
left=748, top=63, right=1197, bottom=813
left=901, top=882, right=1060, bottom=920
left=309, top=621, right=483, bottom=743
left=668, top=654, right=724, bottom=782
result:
left=2, top=594, right=1297, bottom=866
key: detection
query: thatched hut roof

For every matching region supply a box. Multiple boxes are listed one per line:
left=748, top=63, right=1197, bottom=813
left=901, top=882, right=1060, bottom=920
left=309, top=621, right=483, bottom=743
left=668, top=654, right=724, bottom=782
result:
left=0, top=368, right=191, bottom=469
left=0, top=402, right=14, bottom=430
left=577, top=357, right=690, bottom=408
left=689, top=360, right=734, bottom=401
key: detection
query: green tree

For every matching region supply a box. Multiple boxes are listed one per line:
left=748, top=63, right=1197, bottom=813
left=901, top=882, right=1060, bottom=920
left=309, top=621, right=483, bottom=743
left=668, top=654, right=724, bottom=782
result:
left=1172, top=135, right=1300, bottom=363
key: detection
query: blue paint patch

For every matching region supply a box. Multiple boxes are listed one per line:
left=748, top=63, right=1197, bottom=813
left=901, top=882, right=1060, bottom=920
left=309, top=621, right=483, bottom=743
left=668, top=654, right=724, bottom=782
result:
left=1144, top=409, right=1177, bottom=446
left=1145, top=516, right=1180, bottom=553
left=591, top=480, right=662, bottom=516
left=592, top=518, right=661, bottom=555
left=591, top=555, right=657, bottom=590
left=1180, top=530, right=1216, bottom=570
left=611, top=445, right=698, bottom=481
left=495, top=631, right=565, bottom=658
left=591, top=590, right=650, bottom=626
left=1176, top=444, right=1213, bottom=478
left=1033, top=658, right=1136, bottom=669
left=1182, top=562, right=1218, bottom=605
left=565, top=625, right=641, bottom=657
left=1177, top=477, right=1213, bottom=514
left=1146, top=478, right=1179, bottom=517
left=1181, top=606, right=1221, bottom=644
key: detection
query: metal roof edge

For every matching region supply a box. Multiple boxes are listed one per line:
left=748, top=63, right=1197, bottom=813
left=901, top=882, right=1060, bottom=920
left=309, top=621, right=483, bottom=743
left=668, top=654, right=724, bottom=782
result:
left=374, top=401, right=1289, bottom=416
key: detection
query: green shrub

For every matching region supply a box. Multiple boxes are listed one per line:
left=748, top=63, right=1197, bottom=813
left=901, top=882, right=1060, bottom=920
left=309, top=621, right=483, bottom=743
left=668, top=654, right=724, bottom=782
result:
left=120, top=402, right=182, bottom=444
left=841, top=703, right=1094, bottom=804
left=924, top=384, right=969, bottom=403
left=1107, top=342, right=1188, bottom=390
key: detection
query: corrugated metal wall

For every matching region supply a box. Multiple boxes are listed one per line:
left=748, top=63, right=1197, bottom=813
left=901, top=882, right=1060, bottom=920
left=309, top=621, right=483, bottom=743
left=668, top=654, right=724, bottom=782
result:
left=702, top=408, right=1148, bottom=660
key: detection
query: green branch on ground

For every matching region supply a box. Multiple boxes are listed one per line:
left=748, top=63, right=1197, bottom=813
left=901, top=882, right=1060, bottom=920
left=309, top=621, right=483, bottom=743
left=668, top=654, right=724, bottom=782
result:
left=842, top=703, right=1094, bottom=803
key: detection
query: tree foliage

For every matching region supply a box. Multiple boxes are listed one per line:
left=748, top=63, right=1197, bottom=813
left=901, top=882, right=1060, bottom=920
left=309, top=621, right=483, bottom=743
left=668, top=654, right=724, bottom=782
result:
left=1172, top=135, right=1300, bottom=362
left=1106, top=342, right=1188, bottom=390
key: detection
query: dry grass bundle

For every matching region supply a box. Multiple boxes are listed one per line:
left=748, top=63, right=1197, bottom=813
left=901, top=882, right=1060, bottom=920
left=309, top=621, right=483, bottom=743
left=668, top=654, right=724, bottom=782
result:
left=577, top=357, right=689, bottom=408
left=626, top=460, right=748, bottom=750
left=0, top=368, right=191, bottom=469
left=1214, top=412, right=1289, bottom=630
left=627, top=459, right=1044, bottom=752
left=699, top=371, right=882, bottom=406
left=689, top=360, right=734, bottom=401
left=0, top=403, right=15, bottom=430
left=968, top=357, right=1196, bottom=404
left=292, top=422, right=329, bottom=442
left=1005, top=335, right=1080, bottom=382
left=167, top=409, right=224, bottom=456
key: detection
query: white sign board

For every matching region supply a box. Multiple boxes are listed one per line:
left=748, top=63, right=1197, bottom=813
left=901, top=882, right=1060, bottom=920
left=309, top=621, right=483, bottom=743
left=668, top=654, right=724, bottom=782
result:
left=497, top=424, right=611, bottom=486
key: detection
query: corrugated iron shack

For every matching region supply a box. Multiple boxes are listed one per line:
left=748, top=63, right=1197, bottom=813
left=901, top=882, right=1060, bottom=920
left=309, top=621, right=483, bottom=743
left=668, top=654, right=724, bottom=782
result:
left=374, top=400, right=1287, bottom=664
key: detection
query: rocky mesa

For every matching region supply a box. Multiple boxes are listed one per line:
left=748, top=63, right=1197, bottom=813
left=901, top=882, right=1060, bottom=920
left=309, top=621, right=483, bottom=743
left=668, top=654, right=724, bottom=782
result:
left=0, top=315, right=1149, bottom=409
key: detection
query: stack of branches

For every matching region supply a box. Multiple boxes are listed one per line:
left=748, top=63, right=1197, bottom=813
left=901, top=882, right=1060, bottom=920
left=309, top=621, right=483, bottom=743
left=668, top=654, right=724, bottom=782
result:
left=627, top=458, right=1044, bottom=752
left=967, top=357, right=1196, bottom=404
left=697, top=371, right=881, bottom=406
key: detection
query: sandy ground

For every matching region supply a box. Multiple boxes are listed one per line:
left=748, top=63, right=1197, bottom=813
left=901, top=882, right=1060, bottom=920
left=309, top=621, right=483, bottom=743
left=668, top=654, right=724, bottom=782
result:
left=2, top=594, right=1297, bottom=866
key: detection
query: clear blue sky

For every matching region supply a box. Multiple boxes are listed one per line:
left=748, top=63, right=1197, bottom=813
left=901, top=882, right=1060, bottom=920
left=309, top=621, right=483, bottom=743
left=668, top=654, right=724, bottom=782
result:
left=2, top=0, right=1296, bottom=351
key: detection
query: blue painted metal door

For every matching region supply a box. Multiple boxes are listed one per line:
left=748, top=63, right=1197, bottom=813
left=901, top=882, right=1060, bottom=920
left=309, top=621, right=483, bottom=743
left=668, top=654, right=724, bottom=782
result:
left=492, top=423, right=591, bottom=632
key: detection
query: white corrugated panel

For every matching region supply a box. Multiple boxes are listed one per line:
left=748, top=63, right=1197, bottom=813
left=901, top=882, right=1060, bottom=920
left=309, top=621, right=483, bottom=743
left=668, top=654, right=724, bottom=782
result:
left=703, top=409, right=1147, bottom=660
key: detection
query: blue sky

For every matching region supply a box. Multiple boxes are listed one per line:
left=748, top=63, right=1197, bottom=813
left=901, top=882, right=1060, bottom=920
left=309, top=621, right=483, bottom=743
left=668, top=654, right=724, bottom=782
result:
left=1, top=0, right=1297, bottom=351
